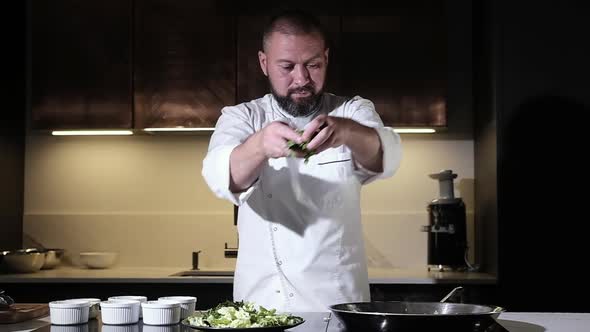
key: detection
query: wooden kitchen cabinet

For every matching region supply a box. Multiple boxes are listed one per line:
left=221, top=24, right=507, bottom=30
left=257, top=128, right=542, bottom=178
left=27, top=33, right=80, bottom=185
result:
left=30, top=0, right=133, bottom=130
left=30, top=1, right=449, bottom=131
left=339, top=2, right=448, bottom=127
left=134, top=0, right=235, bottom=129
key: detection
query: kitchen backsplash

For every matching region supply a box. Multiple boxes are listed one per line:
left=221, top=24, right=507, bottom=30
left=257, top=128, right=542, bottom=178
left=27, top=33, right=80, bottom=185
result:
left=23, top=134, right=475, bottom=270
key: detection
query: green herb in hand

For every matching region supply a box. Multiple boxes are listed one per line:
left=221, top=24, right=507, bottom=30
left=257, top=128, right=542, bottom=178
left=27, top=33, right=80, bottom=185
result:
left=287, top=130, right=315, bottom=163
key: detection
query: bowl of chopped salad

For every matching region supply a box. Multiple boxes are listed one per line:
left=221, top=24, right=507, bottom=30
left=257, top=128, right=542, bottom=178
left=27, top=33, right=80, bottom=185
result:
left=182, top=301, right=304, bottom=331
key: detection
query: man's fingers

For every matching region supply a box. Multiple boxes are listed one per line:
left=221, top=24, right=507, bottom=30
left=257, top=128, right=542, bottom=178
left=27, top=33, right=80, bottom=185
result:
left=301, top=115, right=328, bottom=142
left=306, top=126, right=332, bottom=151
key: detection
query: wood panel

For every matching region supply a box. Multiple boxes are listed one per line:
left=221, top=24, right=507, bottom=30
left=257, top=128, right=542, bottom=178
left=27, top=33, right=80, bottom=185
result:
left=340, top=1, right=447, bottom=127
left=31, top=0, right=132, bottom=130
left=134, top=0, right=236, bottom=128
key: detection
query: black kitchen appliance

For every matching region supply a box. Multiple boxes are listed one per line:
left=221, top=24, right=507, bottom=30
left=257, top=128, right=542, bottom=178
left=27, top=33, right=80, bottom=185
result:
left=421, top=169, right=468, bottom=271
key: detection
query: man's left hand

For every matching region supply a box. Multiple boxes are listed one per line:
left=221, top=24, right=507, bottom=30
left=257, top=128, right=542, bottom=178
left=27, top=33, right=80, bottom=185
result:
left=301, top=114, right=352, bottom=153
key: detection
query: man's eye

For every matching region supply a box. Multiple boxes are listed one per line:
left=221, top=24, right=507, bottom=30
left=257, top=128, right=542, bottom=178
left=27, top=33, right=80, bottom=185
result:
left=307, top=63, right=320, bottom=69
left=280, top=65, right=294, bottom=71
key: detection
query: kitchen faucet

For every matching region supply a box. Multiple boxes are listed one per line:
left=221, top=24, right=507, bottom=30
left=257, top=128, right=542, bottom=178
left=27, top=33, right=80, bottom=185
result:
left=224, top=206, right=239, bottom=258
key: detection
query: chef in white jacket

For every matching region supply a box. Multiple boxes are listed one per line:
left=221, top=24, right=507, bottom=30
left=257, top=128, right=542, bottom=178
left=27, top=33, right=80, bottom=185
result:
left=202, top=9, right=402, bottom=312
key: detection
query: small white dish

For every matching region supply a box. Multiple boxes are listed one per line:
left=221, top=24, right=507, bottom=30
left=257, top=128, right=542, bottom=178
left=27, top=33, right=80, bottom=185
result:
left=157, top=296, right=196, bottom=319
left=49, top=300, right=90, bottom=325
left=141, top=300, right=181, bottom=325
left=100, top=300, right=140, bottom=325
left=79, top=252, right=118, bottom=269
left=66, top=298, right=101, bottom=319
left=108, top=296, right=147, bottom=318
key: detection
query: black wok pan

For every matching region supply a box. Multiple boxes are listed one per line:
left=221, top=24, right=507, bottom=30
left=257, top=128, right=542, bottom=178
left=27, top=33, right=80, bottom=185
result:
left=329, top=287, right=504, bottom=331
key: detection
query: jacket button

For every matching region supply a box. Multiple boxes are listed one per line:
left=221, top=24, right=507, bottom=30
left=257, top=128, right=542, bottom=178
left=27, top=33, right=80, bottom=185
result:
left=278, top=260, right=283, bottom=265
left=273, top=227, right=278, bottom=231
left=267, top=194, right=272, bottom=198
left=289, top=293, right=294, bottom=297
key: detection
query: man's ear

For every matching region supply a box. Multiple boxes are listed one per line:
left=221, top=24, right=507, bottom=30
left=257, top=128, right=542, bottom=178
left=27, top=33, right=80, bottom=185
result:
left=324, top=48, right=330, bottom=65
left=258, top=51, right=268, bottom=76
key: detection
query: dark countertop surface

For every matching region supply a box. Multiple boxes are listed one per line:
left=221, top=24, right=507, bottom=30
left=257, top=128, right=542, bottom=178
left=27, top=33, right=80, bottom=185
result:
left=6, top=312, right=590, bottom=332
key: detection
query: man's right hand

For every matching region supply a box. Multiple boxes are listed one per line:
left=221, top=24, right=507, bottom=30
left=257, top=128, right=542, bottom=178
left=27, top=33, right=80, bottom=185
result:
left=229, top=121, right=305, bottom=192
left=256, top=121, right=306, bottom=159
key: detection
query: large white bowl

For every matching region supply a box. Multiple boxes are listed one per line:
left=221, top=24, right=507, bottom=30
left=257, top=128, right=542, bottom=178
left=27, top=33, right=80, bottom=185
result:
left=2, top=251, right=45, bottom=273
left=79, top=252, right=118, bottom=269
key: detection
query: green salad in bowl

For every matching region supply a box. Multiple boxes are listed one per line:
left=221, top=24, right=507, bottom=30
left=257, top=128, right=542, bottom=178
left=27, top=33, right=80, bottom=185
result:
left=185, top=300, right=304, bottom=330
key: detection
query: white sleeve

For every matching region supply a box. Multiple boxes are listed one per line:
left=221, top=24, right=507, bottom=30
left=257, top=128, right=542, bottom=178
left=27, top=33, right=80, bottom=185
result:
left=201, top=106, right=259, bottom=206
left=347, top=96, right=403, bottom=184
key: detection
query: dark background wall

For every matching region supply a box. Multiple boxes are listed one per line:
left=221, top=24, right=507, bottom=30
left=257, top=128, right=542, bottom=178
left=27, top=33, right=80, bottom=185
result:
left=475, top=0, right=590, bottom=312
left=0, top=0, right=26, bottom=250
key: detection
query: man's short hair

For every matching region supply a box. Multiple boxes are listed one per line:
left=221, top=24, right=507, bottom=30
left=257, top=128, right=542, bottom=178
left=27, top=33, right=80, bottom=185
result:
left=262, top=9, right=328, bottom=51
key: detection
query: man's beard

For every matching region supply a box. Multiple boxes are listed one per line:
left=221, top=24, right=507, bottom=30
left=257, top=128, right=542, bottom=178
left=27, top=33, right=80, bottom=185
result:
left=271, top=83, right=322, bottom=117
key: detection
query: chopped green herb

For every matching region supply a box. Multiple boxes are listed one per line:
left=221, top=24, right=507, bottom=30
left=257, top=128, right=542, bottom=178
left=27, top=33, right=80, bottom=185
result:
left=186, top=300, right=304, bottom=328
left=287, top=130, right=315, bottom=163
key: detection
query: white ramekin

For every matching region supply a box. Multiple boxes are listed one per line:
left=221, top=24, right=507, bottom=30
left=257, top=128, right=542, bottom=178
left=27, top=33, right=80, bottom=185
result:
left=157, top=296, right=196, bottom=319
left=100, top=300, right=141, bottom=325
left=141, top=300, right=181, bottom=325
left=108, top=296, right=147, bottom=318
left=66, top=298, right=101, bottom=319
left=49, top=300, right=90, bottom=325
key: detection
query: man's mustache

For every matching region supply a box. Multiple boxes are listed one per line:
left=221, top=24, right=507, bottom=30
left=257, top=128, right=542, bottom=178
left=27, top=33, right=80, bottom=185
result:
left=289, top=85, right=314, bottom=95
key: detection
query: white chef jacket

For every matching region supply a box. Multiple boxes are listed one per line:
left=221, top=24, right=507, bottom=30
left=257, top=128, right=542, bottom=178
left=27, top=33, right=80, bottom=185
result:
left=201, top=93, right=402, bottom=312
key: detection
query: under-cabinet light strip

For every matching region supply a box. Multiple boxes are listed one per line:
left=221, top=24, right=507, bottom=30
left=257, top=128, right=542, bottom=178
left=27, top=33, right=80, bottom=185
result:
left=143, top=127, right=215, bottom=132
left=143, top=127, right=436, bottom=134
left=51, top=130, right=133, bottom=136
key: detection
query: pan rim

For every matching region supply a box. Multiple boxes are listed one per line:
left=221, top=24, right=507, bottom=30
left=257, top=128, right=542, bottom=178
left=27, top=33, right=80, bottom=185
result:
left=328, top=301, right=505, bottom=317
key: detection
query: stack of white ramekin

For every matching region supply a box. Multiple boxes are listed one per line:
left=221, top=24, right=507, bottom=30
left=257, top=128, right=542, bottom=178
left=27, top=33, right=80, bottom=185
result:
left=108, top=296, right=147, bottom=318
left=141, top=300, right=181, bottom=325
left=100, top=300, right=141, bottom=325
left=157, top=296, right=196, bottom=320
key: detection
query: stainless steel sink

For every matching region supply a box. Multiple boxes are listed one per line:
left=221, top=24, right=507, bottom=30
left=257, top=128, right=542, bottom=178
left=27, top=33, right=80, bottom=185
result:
left=170, top=270, right=234, bottom=277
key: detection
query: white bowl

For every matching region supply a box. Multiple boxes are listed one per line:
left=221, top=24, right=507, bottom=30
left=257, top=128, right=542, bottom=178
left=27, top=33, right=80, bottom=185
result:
left=49, top=300, right=90, bottom=325
left=66, top=298, right=101, bottom=319
left=100, top=300, right=140, bottom=325
left=157, top=296, right=196, bottom=319
left=108, top=296, right=147, bottom=318
left=79, top=252, right=118, bottom=269
left=141, top=300, right=181, bottom=325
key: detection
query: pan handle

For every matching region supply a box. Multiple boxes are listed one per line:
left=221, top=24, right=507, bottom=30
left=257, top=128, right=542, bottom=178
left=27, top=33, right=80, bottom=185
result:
left=440, top=286, right=464, bottom=303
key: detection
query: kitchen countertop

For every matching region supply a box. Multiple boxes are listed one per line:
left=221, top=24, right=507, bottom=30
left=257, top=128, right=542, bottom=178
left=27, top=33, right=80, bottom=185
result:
left=2, top=312, right=589, bottom=332
left=0, top=266, right=496, bottom=284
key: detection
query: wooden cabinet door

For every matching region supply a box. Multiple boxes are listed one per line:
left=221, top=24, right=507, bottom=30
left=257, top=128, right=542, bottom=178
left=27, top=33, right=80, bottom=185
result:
left=236, top=13, right=341, bottom=103
left=134, top=0, right=235, bottom=129
left=340, top=2, right=447, bottom=127
left=31, top=0, right=132, bottom=130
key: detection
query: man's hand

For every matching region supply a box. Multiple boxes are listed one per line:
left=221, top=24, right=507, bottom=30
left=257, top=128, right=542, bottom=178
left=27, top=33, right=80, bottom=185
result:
left=229, top=121, right=307, bottom=192
left=301, top=114, right=352, bottom=153
left=301, top=114, right=384, bottom=172
left=257, top=121, right=306, bottom=159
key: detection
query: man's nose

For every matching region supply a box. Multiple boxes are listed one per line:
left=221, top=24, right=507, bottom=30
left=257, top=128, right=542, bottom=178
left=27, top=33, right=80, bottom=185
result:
left=292, top=64, right=310, bottom=86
